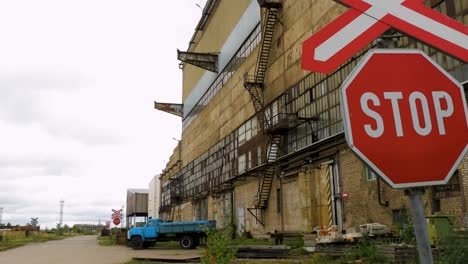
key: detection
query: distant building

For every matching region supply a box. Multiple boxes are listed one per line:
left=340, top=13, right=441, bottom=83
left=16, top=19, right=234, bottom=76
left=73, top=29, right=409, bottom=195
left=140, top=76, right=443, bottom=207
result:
left=126, top=189, right=149, bottom=228
left=148, top=175, right=161, bottom=219
left=73, top=224, right=104, bottom=232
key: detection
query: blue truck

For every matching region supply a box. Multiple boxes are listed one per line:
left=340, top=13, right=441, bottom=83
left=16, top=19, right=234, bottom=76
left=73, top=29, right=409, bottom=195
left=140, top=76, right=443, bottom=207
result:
left=126, top=218, right=216, bottom=249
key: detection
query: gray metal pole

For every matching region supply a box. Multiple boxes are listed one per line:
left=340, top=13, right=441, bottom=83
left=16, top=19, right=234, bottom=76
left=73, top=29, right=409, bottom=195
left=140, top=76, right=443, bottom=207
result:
left=407, top=188, right=433, bottom=264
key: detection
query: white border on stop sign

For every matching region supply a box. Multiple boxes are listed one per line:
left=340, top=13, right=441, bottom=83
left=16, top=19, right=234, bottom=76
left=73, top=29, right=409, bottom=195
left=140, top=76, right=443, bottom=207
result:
left=340, top=49, right=468, bottom=189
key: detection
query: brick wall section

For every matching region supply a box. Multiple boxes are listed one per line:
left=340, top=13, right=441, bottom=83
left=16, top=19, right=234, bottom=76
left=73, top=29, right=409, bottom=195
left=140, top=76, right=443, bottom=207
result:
left=339, top=149, right=468, bottom=229
left=454, top=153, right=468, bottom=227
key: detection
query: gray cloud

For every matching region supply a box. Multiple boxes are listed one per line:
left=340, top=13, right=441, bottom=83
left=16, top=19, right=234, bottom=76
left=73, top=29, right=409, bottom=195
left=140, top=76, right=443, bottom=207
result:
left=0, top=73, right=81, bottom=122
left=0, top=157, right=78, bottom=178
left=0, top=73, right=122, bottom=146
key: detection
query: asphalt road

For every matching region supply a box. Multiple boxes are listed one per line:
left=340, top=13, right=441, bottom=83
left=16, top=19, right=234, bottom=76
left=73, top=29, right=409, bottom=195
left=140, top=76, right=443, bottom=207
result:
left=0, top=235, right=202, bottom=264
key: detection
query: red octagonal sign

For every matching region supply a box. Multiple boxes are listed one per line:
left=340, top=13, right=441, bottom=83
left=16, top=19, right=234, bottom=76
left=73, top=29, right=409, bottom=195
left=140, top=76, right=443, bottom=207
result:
left=342, top=49, right=468, bottom=188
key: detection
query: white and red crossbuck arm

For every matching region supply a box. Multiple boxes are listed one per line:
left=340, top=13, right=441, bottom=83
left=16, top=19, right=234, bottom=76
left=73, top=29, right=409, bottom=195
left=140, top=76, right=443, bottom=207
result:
left=302, top=0, right=468, bottom=74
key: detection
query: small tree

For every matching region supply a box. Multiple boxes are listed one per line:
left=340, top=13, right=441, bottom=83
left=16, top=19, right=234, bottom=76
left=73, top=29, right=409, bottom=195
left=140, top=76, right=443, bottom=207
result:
left=201, top=224, right=237, bottom=264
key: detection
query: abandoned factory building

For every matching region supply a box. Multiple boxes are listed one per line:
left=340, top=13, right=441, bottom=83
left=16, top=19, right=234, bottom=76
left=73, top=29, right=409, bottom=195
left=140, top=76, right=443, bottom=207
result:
left=155, top=0, right=468, bottom=236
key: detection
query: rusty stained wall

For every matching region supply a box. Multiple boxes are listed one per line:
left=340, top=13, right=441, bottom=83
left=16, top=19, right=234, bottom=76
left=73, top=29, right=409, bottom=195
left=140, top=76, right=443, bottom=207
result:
left=169, top=201, right=194, bottom=222
left=209, top=192, right=233, bottom=227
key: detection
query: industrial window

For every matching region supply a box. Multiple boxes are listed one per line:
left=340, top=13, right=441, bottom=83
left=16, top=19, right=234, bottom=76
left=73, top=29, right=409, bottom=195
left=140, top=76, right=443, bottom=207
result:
left=167, top=130, right=238, bottom=201
left=284, top=49, right=369, bottom=155
left=392, top=210, right=402, bottom=225
left=238, top=154, right=246, bottom=173
left=366, top=167, right=377, bottom=181
left=257, top=146, right=262, bottom=165
left=432, top=199, right=441, bottom=213
left=238, top=118, right=257, bottom=146
left=161, top=181, right=171, bottom=207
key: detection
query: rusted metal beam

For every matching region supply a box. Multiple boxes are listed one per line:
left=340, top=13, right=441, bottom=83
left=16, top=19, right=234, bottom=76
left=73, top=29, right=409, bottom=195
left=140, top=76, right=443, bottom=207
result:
left=177, top=50, right=218, bottom=72
left=154, top=102, right=183, bottom=117
left=247, top=208, right=264, bottom=226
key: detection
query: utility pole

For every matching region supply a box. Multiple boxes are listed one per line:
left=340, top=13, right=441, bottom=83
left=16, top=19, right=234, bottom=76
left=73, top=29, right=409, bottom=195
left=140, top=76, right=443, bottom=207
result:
left=59, top=200, right=64, bottom=229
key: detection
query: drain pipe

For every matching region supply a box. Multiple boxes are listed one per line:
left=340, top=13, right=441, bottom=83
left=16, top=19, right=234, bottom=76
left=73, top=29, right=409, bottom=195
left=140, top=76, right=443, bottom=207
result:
left=280, top=172, right=284, bottom=232
left=231, top=189, right=235, bottom=239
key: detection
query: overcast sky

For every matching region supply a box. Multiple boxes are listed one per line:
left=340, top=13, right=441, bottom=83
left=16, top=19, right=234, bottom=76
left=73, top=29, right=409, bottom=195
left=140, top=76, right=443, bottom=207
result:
left=0, top=0, right=206, bottom=228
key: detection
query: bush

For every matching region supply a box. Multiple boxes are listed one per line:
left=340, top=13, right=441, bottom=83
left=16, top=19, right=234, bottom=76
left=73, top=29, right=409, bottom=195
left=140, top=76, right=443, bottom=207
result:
left=436, top=235, right=468, bottom=264
left=201, top=224, right=237, bottom=264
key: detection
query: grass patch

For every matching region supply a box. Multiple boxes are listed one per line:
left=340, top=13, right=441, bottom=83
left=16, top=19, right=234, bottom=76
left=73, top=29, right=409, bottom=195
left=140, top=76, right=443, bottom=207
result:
left=153, top=240, right=179, bottom=247
left=288, top=247, right=310, bottom=256
left=0, top=231, right=72, bottom=251
left=312, top=240, right=389, bottom=264
left=98, top=235, right=117, bottom=246
left=283, top=235, right=304, bottom=248
left=0, top=244, right=25, bottom=252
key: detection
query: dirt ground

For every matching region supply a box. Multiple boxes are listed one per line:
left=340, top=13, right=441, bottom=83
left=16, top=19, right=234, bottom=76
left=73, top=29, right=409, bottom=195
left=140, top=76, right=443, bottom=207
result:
left=0, top=235, right=202, bottom=264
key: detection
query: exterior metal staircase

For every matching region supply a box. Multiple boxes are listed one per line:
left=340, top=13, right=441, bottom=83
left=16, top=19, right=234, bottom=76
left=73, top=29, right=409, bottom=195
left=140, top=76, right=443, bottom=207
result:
left=244, top=1, right=282, bottom=224
left=256, top=134, right=281, bottom=208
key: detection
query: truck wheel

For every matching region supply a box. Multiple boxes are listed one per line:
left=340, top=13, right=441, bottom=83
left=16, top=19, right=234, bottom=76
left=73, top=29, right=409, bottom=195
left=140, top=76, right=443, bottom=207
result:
left=131, top=236, right=143, bottom=249
left=179, top=236, right=194, bottom=249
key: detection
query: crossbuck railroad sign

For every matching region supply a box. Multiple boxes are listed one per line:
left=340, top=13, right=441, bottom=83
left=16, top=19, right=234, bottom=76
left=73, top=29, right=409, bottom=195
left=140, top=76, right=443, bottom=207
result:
left=111, top=209, right=123, bottom=220
left=302, top=0, right=468, bottom=73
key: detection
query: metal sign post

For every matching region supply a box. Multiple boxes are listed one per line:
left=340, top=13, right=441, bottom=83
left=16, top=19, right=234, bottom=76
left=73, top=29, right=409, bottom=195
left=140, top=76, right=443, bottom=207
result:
left=405, top=188, right=433, bottom=264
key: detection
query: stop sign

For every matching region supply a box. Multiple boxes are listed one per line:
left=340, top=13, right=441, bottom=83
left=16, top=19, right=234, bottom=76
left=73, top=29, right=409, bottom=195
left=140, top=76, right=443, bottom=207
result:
left=113, top=218, right=121, bottom=226
left=342, top=49, right=468, bottom=188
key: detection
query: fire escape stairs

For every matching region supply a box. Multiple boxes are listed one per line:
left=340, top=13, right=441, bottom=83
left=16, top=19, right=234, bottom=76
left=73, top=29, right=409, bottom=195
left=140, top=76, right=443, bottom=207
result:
left=244, top=1, right=282, bottom=226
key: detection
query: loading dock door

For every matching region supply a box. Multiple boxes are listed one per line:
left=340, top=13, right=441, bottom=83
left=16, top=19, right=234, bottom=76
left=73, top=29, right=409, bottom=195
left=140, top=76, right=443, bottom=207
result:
left=311, top=163, right=334, bottom=227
